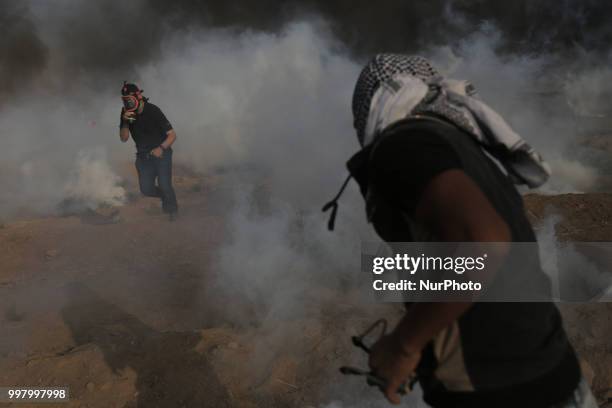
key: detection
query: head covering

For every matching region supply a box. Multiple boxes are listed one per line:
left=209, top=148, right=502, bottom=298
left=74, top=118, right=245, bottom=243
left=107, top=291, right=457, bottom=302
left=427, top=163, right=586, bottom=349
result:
left=121, top=81, right=148, bottom=113
left=323, top=54, right=551, bottom=231
left=352, top=54, right=439, bottom=145
left=121, top=82, right=141, bottom=96
left=350, top=53, right=551, bottom=188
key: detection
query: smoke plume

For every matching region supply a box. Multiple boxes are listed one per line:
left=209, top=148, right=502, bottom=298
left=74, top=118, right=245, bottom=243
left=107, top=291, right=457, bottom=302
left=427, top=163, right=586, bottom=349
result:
left=3, top=2, right=612, bottom=405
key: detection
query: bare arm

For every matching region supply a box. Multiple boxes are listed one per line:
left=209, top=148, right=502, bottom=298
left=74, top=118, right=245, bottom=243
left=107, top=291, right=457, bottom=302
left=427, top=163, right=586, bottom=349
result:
left=119, top=126, right=130, bottom=142
left=119, top=110, right=133, bottom=143
left=395, top=169, right=510, bottom=344
left=369, top=169, right=511, bottom=404
left=150, top=129, right=177, bottom=158
left=413, top=169, right=511, bottom=242
left=160, top=129, right=177, bottom=149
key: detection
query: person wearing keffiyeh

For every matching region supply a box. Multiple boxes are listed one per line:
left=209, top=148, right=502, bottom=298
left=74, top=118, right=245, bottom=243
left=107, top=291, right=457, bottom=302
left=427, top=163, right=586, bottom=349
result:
left=326, top=55, right=593, bottom=407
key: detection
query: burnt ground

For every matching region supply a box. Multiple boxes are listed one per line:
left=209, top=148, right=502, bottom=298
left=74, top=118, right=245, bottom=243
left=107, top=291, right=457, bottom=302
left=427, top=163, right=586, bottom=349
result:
left=0, top=169, right=611, bottom=407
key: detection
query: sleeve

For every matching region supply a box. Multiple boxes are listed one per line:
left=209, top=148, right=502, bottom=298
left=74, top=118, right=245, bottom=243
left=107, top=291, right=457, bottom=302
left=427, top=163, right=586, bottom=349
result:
left=154, top=106, right=173, bottom=133
left=119, top=108, right=125, bottom=129
left=370, top=130, right=462, bottom=215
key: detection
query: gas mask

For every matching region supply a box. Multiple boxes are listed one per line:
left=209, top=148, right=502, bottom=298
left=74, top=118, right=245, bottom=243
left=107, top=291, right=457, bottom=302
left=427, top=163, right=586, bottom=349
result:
left=122, top=94, right=141, bottom=112
left=121, top=81, right=144, bottom=119
left=121, top=92, right=142, bottom=112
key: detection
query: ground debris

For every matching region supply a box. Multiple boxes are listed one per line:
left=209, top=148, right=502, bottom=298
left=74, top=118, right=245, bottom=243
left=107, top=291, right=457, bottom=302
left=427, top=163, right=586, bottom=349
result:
left=45, top=249, right=59, bottom=259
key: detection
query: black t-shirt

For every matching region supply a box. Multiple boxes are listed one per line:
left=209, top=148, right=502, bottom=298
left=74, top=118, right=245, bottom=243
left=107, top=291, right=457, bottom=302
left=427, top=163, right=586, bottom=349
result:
left=346, top=118, right=580, bottom=408
left=120, top=102, right=173, bottom=153
left=370, top=131, right=462, bottom=215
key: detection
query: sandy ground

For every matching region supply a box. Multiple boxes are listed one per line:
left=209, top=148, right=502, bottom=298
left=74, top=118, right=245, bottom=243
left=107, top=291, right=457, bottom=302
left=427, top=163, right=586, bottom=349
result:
left=0, top=167, right=404, bottom=408
left=0, top=170, right=611, bottom=407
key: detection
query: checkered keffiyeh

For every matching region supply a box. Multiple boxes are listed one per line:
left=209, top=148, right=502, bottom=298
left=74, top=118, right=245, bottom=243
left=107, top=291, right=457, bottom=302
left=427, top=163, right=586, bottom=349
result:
left=352, top=54, right=439, bottom=144
left=348, top=54, right=551, bottom=189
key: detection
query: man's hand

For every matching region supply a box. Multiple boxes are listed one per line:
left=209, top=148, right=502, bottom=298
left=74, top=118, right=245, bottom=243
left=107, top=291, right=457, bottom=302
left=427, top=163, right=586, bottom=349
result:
left=122, top=110, right=135, bottom=122
left=150, top=147, right=163, bottom=158
left=369, top=333, right=421, bottom=405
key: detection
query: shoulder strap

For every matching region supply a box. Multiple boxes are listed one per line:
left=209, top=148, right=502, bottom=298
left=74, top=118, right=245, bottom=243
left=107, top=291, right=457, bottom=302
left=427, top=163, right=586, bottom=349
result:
left=321, top=174, right=353, bottom=231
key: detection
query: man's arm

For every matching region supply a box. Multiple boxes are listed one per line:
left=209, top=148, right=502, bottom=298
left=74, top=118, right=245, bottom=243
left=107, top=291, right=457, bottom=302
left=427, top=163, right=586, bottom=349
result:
left=160, top=129, right=177, bottom=149
left=119, top=126, right=130, bottom=142
left=369, top=169, right=511, bottom=404
left=119, top=110, right=133, bottom=142
left=149, top=107, right=176, bottom=157
left=150, top=129, right=176, bottom=158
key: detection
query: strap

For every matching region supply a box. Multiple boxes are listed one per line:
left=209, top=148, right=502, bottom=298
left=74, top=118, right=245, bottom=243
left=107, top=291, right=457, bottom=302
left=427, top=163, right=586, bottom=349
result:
left=321, top=174, right=353, bottom=231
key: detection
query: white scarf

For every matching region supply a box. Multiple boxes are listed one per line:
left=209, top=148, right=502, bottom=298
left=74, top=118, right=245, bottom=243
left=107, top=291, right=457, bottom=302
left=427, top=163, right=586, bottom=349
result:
left=363, top=73, right=551, bottom=188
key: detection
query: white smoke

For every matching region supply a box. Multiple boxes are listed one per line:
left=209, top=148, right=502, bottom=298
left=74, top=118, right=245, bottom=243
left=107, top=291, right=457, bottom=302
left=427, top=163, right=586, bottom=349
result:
left=63, top=147, right=126, bottom=210
left=537, top=213, right=612, bottom=301
left=564, top=65, right=612, bottom=118
left=545, top=159, right=598, bottom=193
left=2, top=20, right=610, bottom=220
left=427, top=27, right=602, bottom=194
left=319, top=379, right=426, bottom=408
left=537, top=213, right=562, bottom=299
left=3, top=8, right=612, bottom=407
left=137, top=21, right=360, bottom=207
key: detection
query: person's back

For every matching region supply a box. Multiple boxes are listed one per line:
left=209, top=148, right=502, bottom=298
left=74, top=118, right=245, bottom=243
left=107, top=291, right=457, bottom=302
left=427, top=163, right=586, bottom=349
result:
left=333, top=54, right=594, bottom=407
left=349, top=117, right=580, bottom=407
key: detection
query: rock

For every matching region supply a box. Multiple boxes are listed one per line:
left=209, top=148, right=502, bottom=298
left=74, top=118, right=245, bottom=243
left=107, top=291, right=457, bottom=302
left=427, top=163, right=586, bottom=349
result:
left=45, top=250, right=59, bottom=259
left=96, top=207, right=119, bottom=218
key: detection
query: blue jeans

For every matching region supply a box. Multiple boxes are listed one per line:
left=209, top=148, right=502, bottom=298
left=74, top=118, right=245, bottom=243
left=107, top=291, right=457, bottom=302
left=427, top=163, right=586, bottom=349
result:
left=135, top=148, right=178, bottom=214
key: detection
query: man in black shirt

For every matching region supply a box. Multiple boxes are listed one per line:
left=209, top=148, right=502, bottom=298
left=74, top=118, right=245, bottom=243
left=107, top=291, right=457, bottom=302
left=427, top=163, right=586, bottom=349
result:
left=328, top=55, right=594, bottom=407
left=119, top=82, right=178, bottom=220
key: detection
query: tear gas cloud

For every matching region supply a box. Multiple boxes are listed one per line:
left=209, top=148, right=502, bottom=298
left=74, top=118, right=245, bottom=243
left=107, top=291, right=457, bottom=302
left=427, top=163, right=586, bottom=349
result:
left=3, top=2, right=612, bottom=405
left=2, top=0, right=612, bottom=321
left=3, top=1, right=612, bottom=217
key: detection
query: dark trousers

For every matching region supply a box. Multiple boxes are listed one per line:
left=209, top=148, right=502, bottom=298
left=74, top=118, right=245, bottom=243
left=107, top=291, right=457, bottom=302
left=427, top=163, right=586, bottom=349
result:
left=135, top=149, right=178, bottom=214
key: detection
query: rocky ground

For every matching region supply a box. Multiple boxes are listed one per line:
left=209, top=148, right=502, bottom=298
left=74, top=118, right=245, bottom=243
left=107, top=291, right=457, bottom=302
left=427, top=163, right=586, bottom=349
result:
left=0, top=168, right=611, bottom=407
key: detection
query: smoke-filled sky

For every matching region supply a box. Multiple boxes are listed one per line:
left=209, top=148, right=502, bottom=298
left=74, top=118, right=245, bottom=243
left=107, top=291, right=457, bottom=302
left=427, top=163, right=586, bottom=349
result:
left=2, top=0, right=612, bottom=215
left=1, top=0, right=606, bottom=318
left=5, top=0, right=612, bottom=97
left=0, top=0, right=612, bottom=217
left=3, top=4, right=612, bottom=405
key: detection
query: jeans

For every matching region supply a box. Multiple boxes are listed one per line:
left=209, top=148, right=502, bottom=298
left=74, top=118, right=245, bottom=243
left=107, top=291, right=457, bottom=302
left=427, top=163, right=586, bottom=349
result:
left=135, top=148, right=178, bottom=214
left=553, top=377, right=598, bottom=408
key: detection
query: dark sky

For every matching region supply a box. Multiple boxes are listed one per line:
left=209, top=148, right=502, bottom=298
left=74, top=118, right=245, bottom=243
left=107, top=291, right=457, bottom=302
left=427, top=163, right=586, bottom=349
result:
left=2, top=0, right=612, bottom=96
